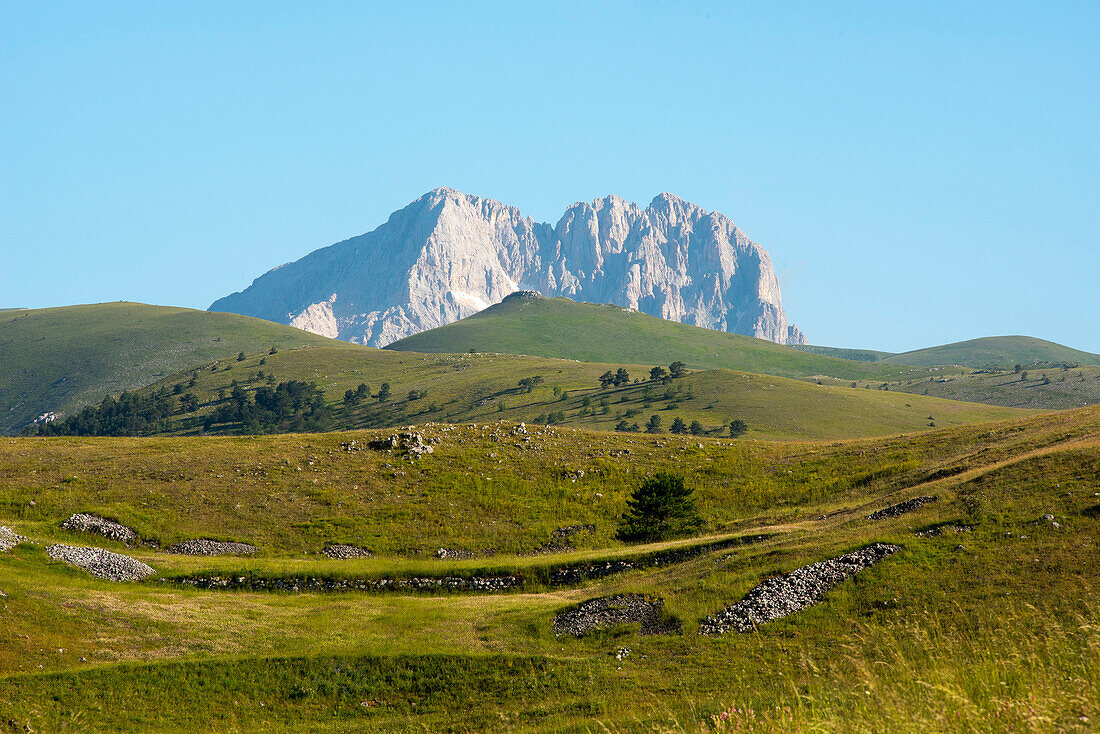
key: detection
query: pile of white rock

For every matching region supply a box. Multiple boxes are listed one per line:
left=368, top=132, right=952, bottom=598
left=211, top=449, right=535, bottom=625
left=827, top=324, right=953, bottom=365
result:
left=46, top=544, right=155, bottom=582
left=0, top=526, right=26, bottom=552
left=699, top=543, right=900, bottom=635
left=166, top=539, right=258, bottom=555
left=61, top=513, right=138, bottom=544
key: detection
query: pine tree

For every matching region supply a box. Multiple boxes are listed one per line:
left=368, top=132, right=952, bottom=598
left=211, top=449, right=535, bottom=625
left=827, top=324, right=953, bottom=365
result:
left=616, top=472, right=702, bottom=542
left=670, top=416, right=687, bottom=434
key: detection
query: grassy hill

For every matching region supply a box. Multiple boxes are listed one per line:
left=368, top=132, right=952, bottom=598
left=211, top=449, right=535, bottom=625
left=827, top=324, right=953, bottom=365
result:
left=136, top=343, right=1028, bottom=441
left=0, top=303, right=338, bottom=435
left=1, top=406, right=1099, bottom=730
left=384, top=294, right=931, bottom=381
left=789, top=344, right=895, bottom=362
left=879, top=335, right=1100, bottom=368
left=833, top=364, right=1100, bottom=411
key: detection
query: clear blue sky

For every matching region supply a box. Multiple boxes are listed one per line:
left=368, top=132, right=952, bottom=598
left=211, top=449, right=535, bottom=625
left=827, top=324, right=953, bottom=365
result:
left=3, top=1, right=1098, bottom=352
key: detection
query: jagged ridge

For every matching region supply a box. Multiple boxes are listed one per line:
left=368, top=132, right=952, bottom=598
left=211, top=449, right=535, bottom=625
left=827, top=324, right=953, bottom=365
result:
left=210, top=188, right=806, bottom=347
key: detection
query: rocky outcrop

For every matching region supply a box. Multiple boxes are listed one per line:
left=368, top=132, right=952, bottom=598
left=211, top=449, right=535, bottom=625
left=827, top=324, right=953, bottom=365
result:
left=211, top=188, right=805, bottom=346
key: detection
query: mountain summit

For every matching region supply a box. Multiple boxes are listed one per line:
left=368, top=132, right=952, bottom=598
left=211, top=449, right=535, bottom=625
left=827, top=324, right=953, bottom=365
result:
left=210, top=188, right=806, bottom=347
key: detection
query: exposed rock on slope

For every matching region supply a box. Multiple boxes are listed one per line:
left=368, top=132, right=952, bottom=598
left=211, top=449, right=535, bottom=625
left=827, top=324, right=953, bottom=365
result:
left=699, top=543, right=899, bottom=635
left=61, top=513, right=138, bottom=544
left=46, top=544, right=155, bottom=582
left=0, top=526, right=25, bottom=552
left=211, top=188, right=806, bottom=346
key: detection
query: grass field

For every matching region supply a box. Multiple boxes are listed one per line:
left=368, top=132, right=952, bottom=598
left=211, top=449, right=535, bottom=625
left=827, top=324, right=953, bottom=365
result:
left=141, top=343, right=1029, bottom=441
left=1, top=407, right=1098, bottom=730
left=0, top=303, right=338, bottom=435
left=827, top=364, right=1100, bottom=411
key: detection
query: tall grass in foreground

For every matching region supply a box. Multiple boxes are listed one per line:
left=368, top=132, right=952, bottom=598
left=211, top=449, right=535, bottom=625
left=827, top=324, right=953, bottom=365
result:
left=693, top=600, right=1099, bottom=733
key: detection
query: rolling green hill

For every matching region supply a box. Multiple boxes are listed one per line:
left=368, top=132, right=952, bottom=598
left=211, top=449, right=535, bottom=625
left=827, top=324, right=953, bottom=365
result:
left=2, top=407, right=1099, bottom=730
left=0, top=302, right=339, bottom=435
left=384, top=293, right=931, bottom=381
left=789, top=344, right=895, bottom=362
left=125, top=342, right=1029, bottom=441
left=879, top=335, right=1100, bottom=368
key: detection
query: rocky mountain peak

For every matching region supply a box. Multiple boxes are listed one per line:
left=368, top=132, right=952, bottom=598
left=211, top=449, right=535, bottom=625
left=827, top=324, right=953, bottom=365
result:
left=210, top=189, right=806, bottom=347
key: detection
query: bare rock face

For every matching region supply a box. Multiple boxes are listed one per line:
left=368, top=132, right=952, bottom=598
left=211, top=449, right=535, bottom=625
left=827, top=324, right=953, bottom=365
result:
left=210, top=188, right=806, bottom=346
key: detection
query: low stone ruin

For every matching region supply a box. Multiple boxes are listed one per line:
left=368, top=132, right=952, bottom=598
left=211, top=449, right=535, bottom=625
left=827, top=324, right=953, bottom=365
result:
left=61, top=513, right=138, bottom=544
left=699, top=543, right=900, bottom=635
left=868, top=496, right=937, bottom=521
left=166, top=539, right=258, bottom=556
left=915, top=523, right=973, bottom=538
left=168, top=573, right=520, bottom=593
left=322, top=544, right=373, bottom=560
left=537, top=524, right=597, bottom=554
left=553, top=594, right=679, bottom=637
left=46, top=544, right=155, bottom=582
left=435, top=547, right=476, bottom=560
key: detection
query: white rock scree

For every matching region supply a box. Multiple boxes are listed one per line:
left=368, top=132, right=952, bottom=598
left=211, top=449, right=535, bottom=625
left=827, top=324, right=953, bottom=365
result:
left=211, top=188, right=806, bottom=347
left=46, top=544, right=156, bottom=582
left=699, top=543, right=900, bottom=635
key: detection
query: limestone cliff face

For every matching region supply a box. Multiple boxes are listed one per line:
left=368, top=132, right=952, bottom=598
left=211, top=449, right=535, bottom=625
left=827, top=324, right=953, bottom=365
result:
left=210, top=188, right=806, bottom=346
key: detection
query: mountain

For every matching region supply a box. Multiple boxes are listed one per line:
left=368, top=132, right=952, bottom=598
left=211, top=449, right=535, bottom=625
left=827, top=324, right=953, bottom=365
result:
left=878, top=336, right=1100, bottom=369
left=386, top=292, right=921, bottom=381
left=0, top=302, right=339, bottom=434
left=210, top=188, right=806, bottom=347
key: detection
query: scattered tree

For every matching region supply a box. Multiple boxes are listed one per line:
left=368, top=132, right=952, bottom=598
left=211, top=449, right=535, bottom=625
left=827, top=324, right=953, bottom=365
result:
left=598, top=370, right=615, bottom=389
left=650, top=366, right=668, bottom=382
left=518, top=375, right=544, bottom=393
left=181, top=393, right=200, bottom=413
left=645, top=414, right=663, bottom=434
left=614, top=368, right=630, bottom=387
left=616, top=472, right=702, bottom=542
left=689, top=420, right=705, bottom=436
left=668, top=361, right=687, bottom=379
left=237, top=351, right=246, bottom=362
left=377, top=382, right=392, bottom=403
left=670, top=416, right=687, bottom=434
left=269, top=346, right=278, bottom=355
left=728, top=419, right=747, bottom=438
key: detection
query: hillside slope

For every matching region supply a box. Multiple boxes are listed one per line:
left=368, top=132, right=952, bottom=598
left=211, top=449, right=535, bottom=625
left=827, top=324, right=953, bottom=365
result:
left=385, top=293, right=927, bottom=382
left=0, top=303, right=338, bottom=434
left=880, top=335, right=1100, bottom=368
left=123, top=342, right=1029, bottom=441
left=1, top=407, right=1099, bottom=730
